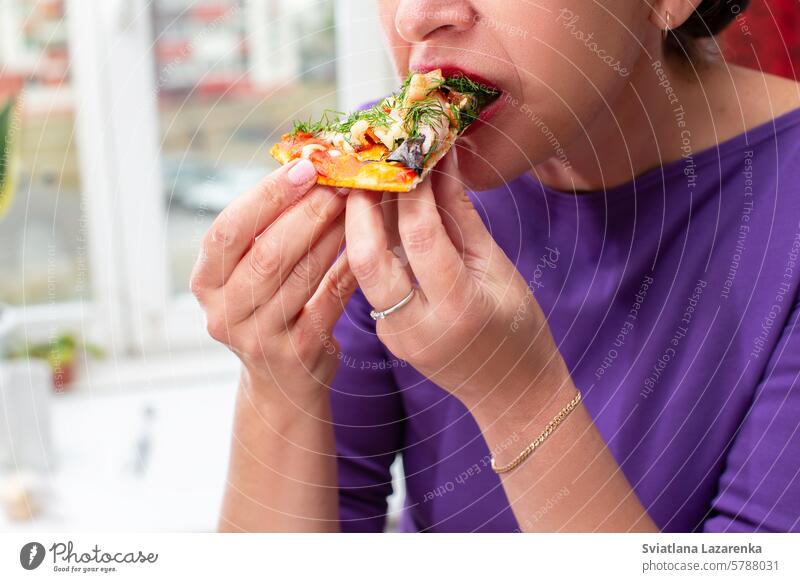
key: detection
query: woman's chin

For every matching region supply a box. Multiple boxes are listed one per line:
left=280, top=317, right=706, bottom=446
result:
left=453, top=141, right=527, bottom=192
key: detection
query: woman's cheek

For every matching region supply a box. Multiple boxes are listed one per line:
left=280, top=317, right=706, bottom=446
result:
left=464, top=4, right=648, bottom=186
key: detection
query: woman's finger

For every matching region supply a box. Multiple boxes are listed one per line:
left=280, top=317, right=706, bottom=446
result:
left=432, top=150, right=494, bottom=257
left=191, top=159, right=319, bottom=293
left=345, top=190, right=420, bottom=318
left=223, top=185, right=347, bottom=324
left=295, top=250, right=359, bottom=337
left=434, top=151, right=520, bottom=289
left=263, top=215, right=346, bottom=332
left=396, top=176, right=472, bottom=308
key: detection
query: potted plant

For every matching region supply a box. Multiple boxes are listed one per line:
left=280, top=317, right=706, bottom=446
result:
left=1, top=90, right=21, bottom=358
left=9, top=334, right=104, bottom=392
left=1, top=94, right=19, bottom=221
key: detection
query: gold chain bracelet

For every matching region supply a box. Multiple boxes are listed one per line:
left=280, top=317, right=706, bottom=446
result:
left=490, top=390, right=583, bottom=474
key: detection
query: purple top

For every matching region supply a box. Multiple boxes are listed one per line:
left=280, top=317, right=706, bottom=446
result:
left=330, top=107, right=800, bottom=532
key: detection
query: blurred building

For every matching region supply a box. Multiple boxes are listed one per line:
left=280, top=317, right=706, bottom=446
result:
left=0, top=0, right=69, bottom=88
left=151, top=0, right=335, bottom=97
left=0, top=0, right=335, bottom=98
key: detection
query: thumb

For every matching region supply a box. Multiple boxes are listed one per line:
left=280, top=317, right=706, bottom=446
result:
left=432, top=148, right=493, bottom=256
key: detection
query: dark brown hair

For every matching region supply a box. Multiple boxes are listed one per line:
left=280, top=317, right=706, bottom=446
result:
left=667, top=0, right=752, bottom=58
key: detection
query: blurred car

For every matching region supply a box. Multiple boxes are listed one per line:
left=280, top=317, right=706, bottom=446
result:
left=162, top=157, right=269, bottom=214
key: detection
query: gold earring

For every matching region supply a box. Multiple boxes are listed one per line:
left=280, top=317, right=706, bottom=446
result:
left=662, top=10, right=671, bottom=41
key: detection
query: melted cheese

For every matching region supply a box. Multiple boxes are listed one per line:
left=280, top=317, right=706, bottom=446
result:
left=301, top=144, right=327, bottom=159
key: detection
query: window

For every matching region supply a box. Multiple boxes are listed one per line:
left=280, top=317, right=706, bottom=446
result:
left=3, top=0, right=393, bottom=360
left=153, top=0, right=339, bottom=295
left=0, top=0, right=89, bottom=306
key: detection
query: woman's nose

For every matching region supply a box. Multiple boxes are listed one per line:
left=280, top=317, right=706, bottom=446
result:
left=394, top=0, right=476, bottom=42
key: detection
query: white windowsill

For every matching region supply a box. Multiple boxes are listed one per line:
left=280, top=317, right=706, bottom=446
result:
left=71, top=346, right=241, bottom=394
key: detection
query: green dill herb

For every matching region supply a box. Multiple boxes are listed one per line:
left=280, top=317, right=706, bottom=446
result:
left=288, top=71, right=499, bottom=139
left=401, top=97, right=449, bottom=138
left=329, top=110, right=361, bottom=134
left=291, top=118, right=317, bottom=135
left=396, top=71, right=415, bottom=104
left=442, top=74, right=499, bottom=100
left=290, top=108, right=346, bottom=136
left=291, top=103, right=395, bottom=137
left=356, top=105, right=393, bottom=130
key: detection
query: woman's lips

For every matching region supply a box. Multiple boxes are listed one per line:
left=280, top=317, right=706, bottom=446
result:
left=410, top=63, right=504, bottom=94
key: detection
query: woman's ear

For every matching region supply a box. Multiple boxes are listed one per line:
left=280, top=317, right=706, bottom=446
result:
left=649, top=0, right=702, bottom=33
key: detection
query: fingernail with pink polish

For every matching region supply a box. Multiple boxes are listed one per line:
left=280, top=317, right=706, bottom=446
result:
left=288, top=159, right=317, bottom=186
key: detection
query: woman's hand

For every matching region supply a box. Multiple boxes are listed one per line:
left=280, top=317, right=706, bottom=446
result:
left=193, top=159, right=352, bottom=532
left=345, top=151, right=571, bottom=409
left=191, top=158, right=357, bottom=395
left=346, top=153, right=655, bottom=532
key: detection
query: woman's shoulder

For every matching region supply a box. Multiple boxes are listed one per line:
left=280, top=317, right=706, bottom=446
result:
left=682, top=65, right=800, bottom=180
left=735, top=65, right=800, bottom=117
left=713, top=64, right=800, bottom=143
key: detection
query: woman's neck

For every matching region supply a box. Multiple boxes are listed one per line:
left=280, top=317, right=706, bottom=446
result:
left=531, top=49, right=749, bottom=193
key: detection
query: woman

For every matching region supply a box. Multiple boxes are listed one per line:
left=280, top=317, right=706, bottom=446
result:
left=192, top=0, right=800, bottom=532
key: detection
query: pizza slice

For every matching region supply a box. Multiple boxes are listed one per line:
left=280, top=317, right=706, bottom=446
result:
left=270, top=69, right=500, bottom=192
